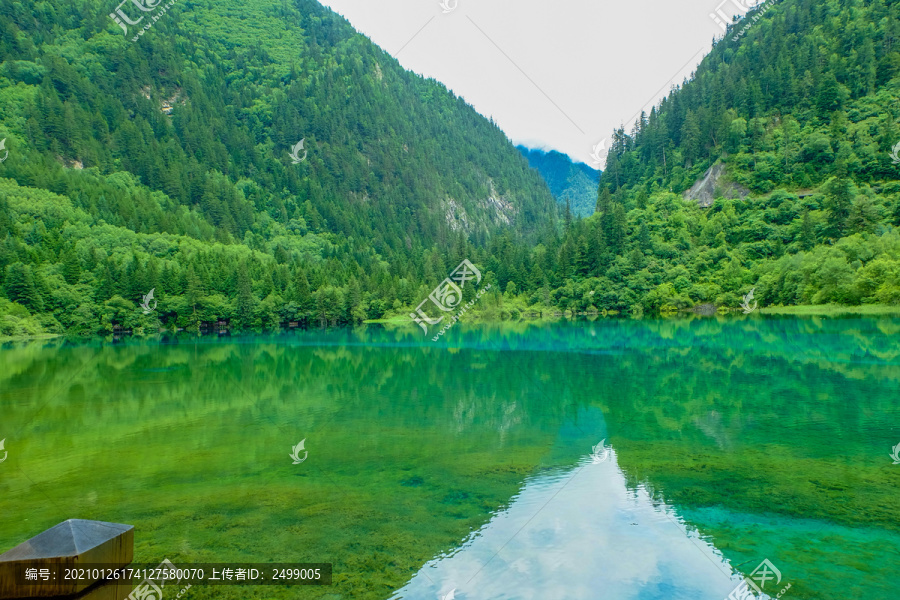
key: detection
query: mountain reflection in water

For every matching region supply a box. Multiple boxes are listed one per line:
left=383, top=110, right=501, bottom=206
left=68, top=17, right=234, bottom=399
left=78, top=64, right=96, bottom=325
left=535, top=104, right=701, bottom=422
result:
left=391, top=448, right=746, bottom=600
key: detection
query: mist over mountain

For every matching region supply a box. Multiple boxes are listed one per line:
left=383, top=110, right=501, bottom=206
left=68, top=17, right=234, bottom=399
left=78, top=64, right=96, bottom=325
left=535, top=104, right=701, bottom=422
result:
left=516, top=146, right=600, bottom=217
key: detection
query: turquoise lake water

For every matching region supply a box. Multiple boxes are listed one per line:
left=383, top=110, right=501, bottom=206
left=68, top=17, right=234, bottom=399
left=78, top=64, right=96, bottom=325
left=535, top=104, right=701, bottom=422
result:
left=1, top=316, right=898, bottom=599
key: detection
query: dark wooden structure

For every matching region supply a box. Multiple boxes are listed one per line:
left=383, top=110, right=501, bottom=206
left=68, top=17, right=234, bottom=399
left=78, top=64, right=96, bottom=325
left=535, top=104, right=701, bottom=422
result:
left=0, top=520, right=133, bottom=599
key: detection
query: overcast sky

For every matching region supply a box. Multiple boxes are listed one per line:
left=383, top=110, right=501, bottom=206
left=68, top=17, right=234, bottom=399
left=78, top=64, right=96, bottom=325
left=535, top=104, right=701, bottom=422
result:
left=317, top=0, right=759, bottom=166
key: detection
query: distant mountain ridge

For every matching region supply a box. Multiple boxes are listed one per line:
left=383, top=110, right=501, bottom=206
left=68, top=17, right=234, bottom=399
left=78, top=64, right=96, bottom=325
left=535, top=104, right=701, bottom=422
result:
left=517, top=146, right=600, bottom=217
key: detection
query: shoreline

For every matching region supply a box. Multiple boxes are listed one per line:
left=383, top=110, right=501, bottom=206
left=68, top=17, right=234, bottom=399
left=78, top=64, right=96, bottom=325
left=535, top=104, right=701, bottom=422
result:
left=756, top=304, right=900, bottom=315
left=3, top=305, right=899, bottom=343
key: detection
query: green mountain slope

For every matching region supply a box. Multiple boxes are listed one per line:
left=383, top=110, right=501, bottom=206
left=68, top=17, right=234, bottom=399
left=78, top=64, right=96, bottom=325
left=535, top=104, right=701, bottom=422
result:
left=0, top=0, right=557, bottom=335
left=484, top=0, right=900, bottom=315
left=578, top=0, right=900, bottom=312
left=516, top=146, right=600, bottom=217
left=4, top=0, right=897, bottom=334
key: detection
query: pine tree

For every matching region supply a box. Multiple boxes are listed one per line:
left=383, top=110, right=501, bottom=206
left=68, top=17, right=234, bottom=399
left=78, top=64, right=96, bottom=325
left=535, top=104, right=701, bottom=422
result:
left=587, top=222, right=607, bottom=276
left=596, top=186, right=612, bottom=215
left=94, top=260, right=118, bottom=301
left=638, top=223, right=651, bottom=252
left=124, top=251, right=146, bottom=301
left=823, top=177, right=852, bottom=239
left=185, top=265, right=203, bottom=319
left=799, top=210, right=815, bottom=251
left=557, top=240, right=575, bottom=280
left=636, top=190, right=648, bottom=210
left=575, top=235, right=590, bottom=276
left=3, top=263, right=44, bottom=311
left=847, top=196, right=878, bottom=234
left=344, top=277, right=362, bottom=322
left=61, top=246, right=82, bottom=285
left=816, top=73, right=842, bottom=116
left=609, top=205, right=627, bottom=254
left=235, top=262, right=256, bottom=329
left=680, top=110, right=701, bottom=165
left=292, top=268, right=313, bottom=320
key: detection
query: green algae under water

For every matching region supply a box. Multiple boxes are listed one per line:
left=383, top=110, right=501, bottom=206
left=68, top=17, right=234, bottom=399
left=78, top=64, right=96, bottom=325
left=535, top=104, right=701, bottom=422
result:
left=0, top=316, right=898, bottom=600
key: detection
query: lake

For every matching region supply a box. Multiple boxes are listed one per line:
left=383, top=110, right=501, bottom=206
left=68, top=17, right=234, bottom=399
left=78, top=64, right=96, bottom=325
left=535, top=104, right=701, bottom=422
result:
left=1, top=316, right=898, bottom=600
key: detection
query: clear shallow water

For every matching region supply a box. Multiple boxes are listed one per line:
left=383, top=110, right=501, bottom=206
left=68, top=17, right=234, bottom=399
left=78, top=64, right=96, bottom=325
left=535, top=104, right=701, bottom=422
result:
left=1, top=316, right=899, bottom=600
left=391, top=449, right=746, bottom=600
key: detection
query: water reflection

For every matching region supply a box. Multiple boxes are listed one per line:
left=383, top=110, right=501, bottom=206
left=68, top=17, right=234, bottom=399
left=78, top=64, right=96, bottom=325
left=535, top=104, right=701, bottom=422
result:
left=1, top=317, right=898, bottom=600
left=391, top=447, right=744, bottom=600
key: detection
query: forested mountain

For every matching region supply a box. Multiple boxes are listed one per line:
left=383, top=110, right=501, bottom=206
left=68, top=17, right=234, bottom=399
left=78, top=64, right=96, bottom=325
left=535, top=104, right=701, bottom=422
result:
left=586, top=0, right=900, bottom=311
left=489, top=0, right=900, bottom=315
left=516, top=146, right=600, bottom=217
left=0, top=0, right=557, bottom=335
left=3, top=0, right=900, bottom=337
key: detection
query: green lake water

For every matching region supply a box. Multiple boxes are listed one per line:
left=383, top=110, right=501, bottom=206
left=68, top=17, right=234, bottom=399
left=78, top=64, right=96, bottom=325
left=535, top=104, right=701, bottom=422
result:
left=1, top=316, right=898, bottom=599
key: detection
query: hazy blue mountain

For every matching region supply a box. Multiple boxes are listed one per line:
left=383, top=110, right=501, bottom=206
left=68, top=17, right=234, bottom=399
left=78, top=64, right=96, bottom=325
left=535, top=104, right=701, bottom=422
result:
left=517, top=146, right=600, bottom=217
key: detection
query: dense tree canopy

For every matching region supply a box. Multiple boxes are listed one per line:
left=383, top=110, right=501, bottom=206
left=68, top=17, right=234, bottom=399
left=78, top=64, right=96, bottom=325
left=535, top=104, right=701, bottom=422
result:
left=2, top=0, right=900, bottom=337
left=517, top=0, right=900, bottom=316
left=0, top=0, right=558, bottom=335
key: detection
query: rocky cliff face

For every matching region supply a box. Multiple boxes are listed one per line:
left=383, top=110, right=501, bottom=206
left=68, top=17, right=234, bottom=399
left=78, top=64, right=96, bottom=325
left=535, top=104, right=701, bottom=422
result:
left=683, top=163, right=750, bottom=207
